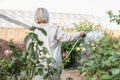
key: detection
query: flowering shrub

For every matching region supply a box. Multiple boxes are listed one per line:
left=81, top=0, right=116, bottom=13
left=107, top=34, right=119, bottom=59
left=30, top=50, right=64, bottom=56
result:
left=61, top=20, right=101, bottom=68
left=0, top=40, right=23, bottom=79
left=78, top=12, right=120, bottom=80
left=107, top=10, right=120, bottom=25
left=61, top=19, right=120, bottom=79
left=78, top=33, right=120, bottom=80
left=0, top=26, right=61, bottom=80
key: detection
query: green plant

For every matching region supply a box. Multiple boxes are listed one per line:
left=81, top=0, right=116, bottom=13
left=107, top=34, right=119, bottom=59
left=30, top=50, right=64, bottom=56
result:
left=61, top=19, right=120, bottom=79
left=61, top=20, right=101, bottom=68
left=0, top=41, right=23, bottom=80
left=107, top=10, right=120, bottom=25
left=78, top=33, right=120, bottom=80
left=0, top=26, right=61, bottom=80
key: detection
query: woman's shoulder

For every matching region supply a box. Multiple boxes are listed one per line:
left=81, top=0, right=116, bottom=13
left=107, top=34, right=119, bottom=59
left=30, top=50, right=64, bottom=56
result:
left=33, top=23, right=59, bottom=32
left=46, top=24, right=59, bottom=30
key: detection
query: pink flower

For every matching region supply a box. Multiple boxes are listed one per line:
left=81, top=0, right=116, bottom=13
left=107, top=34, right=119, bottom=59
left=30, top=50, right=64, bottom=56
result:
left=62, top=52, right=67, bottom=58
left=3, top=50, right=12, bottom=56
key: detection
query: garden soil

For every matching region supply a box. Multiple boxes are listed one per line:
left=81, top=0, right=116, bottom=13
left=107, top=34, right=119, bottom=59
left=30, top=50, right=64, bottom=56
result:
left=61, top=69, right=83, bottom=80
left=0, top=28, right=28, bottom=55
left=105, top=29, right=120, bottom=38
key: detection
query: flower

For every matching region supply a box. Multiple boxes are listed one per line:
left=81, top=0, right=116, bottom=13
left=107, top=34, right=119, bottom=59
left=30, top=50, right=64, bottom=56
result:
left=3, top=50, right=12, bottom=57
left=106, top=10, right=112, bottom=15
left=92, top=47, right=96, bottom=50
left=76, top=47, right=80, bottom=51
left=62, top=52, right=67, bottom=58
left=91, top=43, right=95, bottom=46
left=81, top=47, right=86, bottom=52
left=79, top=43, right=83, bottom=47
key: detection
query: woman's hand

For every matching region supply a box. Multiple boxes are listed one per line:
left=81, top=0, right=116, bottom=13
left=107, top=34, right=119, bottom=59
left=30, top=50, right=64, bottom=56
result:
left=80, top=31, right=87, bottom=37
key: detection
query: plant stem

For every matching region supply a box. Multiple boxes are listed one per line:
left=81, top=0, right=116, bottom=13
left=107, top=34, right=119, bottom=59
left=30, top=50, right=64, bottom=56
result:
left=10, top=69, right=14, bottom=80
left=63, top=37, right=83, bottom=61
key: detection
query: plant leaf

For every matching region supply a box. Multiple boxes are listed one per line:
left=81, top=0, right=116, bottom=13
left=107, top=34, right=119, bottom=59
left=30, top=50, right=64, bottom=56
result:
left=38, top=40, right=43, bottom=46
left=30, top=26, right=36, bottom=31
left=40, top=28, right=47, bottom=36
left=42, top=47, right=48, bottom=55
left=38, top=67, right=43, bottom=75
left=8, top=57, right=17, bottom=67
left=24, top=32, right=33, bottom=43
left=110, top=68, right=120, bottom=76
left=101, top=74, right=112, bottom=79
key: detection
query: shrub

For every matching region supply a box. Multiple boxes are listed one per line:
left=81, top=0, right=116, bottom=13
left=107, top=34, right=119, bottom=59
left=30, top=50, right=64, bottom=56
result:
left=61, top=20, right=101, bottom=68
left=61, top=19, right=120, bottom=79
left=78, top=33, right=120, bottom=80
left=0, top=26, right=61, bottom=80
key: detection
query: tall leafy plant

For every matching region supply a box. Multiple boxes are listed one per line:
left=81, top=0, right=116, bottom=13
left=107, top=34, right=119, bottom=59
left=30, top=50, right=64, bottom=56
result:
left=0, top=26, right=60, bottom=80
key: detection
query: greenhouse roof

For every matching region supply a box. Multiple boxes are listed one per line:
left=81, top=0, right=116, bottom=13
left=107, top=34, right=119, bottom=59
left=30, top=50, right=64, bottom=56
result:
left=0, top=9, right=109, bottom=28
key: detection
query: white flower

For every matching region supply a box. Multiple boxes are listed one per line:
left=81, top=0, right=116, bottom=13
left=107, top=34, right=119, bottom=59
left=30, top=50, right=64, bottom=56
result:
left=76, top=47, right=80, bottom=51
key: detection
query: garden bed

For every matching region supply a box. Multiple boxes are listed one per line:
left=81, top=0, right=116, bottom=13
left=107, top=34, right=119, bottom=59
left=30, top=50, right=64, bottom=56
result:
left=105, top=29, right=120, bottom=38
left=61, top=69, right=83, bottom=80
left=0, top=27, right=29, bottom=54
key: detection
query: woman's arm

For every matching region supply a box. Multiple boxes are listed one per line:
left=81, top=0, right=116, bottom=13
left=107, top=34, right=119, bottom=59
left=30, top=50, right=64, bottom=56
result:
left=55, top=28, right=86, bottom=42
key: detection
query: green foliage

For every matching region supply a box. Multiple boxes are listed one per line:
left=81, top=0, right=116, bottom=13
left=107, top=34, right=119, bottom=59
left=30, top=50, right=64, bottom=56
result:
left=72, top=20, right=101, bottom=32
left=78, top=33, right=120, bottom=80
left=61, top=20, right=101, bottom=68
left=62, top=38, right=84, bottom=68
left=0, top=26, right=61, bottom=80
left=107, top=10, right=120, bottom=25
left=61, top=20, right=120, bottom=79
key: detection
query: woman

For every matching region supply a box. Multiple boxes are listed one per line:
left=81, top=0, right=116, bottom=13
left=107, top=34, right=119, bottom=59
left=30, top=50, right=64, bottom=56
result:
left=32, top=8, right=87, bottom=80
